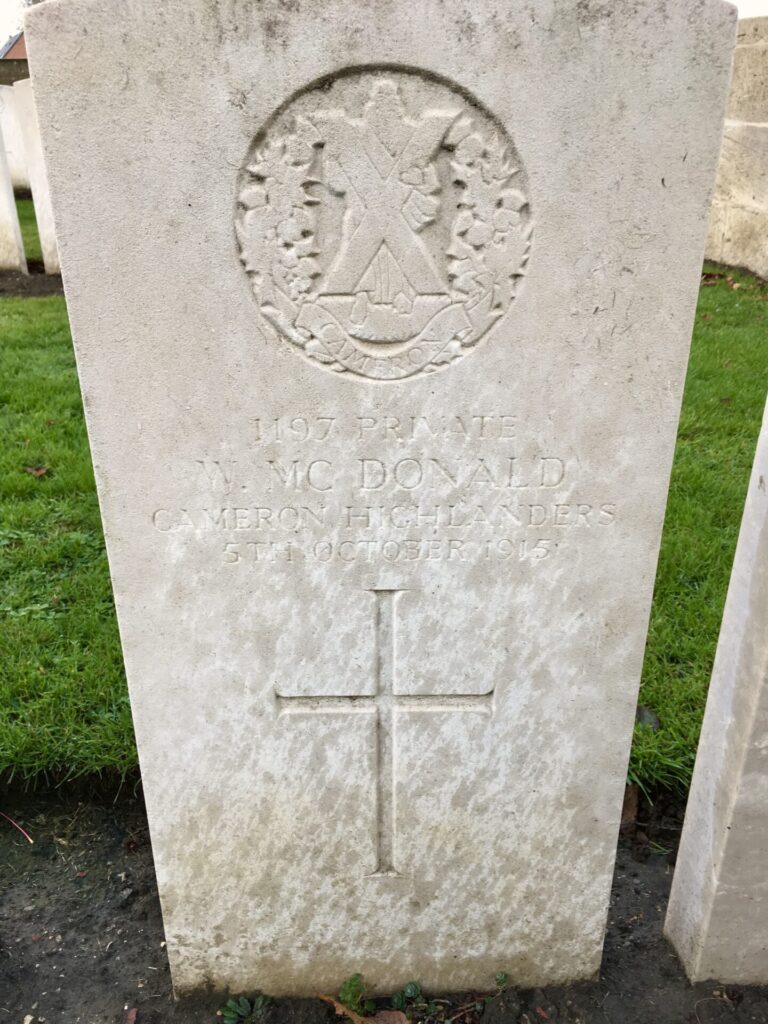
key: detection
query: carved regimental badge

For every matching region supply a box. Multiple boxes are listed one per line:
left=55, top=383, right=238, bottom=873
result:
left=236, top=69, right=532, bottom=381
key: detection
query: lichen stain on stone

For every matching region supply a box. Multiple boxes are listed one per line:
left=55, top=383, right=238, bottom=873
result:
left=575, top=0, right=621, bottom=26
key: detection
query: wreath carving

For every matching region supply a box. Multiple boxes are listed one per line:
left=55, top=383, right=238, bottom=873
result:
left=236, top=70, right=532, bottom=381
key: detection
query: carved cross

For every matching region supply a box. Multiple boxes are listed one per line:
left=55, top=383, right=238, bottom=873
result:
left=275, top=589, right=495, bottom=876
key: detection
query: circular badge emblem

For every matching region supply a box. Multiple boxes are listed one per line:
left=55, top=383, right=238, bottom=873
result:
left=236, top=67, right=532, bottom=381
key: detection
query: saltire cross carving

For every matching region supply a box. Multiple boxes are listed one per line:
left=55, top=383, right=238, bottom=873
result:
left=316, top=81, right=458, bottom=297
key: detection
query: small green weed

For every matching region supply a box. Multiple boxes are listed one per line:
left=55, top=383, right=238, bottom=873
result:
left=218, top=994, right=271, bottom=1024
left=339, top=973, right=376, bottom=1015
left=328, top=974, right=513, bottom=1024
left=392, top=982, right=474, bottom=1022
left=219, top=998, right=253, bottom=1024
left=391, top=981, right=422, bottom=1011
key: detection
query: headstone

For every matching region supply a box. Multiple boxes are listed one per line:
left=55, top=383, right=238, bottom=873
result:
left=12, top=78, right=58, bottom=273
left=25, top=0, right=735, bottom=996
left=706, top=17, right=768, bottom=280
left=0, top=123, right=27, bottom=273
left=727, top=17, right=768, bottom=123
left=665, top=399, right=768, bottom=983
left=0, top=84, right=30, bottom=191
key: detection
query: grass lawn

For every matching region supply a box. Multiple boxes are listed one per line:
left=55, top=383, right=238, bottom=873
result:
left=0, top=266, right=767, bottom=787
left=633, top=266, right=768, bottom=789
left=15, top=197, right=43, bottom=266
left=0, top=295, right=132, bottom=781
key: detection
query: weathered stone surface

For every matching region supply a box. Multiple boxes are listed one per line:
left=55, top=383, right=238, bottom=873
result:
left=706, top=121, right=768, bottom=279
left=736, top=16, right=768, bottom=45
left=728, top=18, right=768, bottom=122
left=706, top=17, right=768, bottom=280
left=0, top=123, right=27, bottom=272
left=666, top=400, right=768, bottom=983
left=12, top=78, right=58, bottom=273
left=25, top=0, right=735, bottom=996
left=0, top=85, right=29, bottom=191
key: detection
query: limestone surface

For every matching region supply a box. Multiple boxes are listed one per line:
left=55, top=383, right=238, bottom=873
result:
left=0, top=122, right=27, bottom=272
left=666, top=400, right=768, bottom=983
left=706, top=17, right=768, bottom=279
left=25, top=0, right=735, bottom=996
left=0, top=85, right=29, bottom=191
left=706, top=122, right=768, bottom=279
left=728, top=18, right=768, bottom=123
left=13, top=78, right=58, bottom=273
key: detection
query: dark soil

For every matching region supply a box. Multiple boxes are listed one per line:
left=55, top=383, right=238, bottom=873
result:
left=0, top=266, right=64, bottom=297
left=2, top=788, right=768, bottom=1024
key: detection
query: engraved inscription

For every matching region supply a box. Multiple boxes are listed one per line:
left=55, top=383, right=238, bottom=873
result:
left=150, top=411, right=618, bottom=566
left=236, top=69, right=532, bottom=381
left=275, top=589, right=494, bottom=876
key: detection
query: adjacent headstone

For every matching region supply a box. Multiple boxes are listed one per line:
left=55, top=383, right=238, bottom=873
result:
left=0, top=122, right=27, bottom=272
left=12, top=78, right=58, bottom=273
left=706, top=17, right=768, bottom=280
left=666, top=399, right=768, bottom=983
left=25, top=0, right=736, bottom=996
left=727, top=17, right=768, bottom=123
left=0, top=85, right=30, bottom=191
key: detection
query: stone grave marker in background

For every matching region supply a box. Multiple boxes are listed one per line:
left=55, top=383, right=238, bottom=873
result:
left=666, top=398, right=768, bottom=984
left=0, top=123, right=27, bottom=273
left=727, top=17, right=768, bottom=124
left=706, top=17, right=768, bottom=280
left=0, top=84, right=30, bottom=192
left=25, top=0, right=735, bottom=996
left=13, top=78, right=58, bottom=273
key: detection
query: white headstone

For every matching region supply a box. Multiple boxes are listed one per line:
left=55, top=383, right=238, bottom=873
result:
left=0, top=122, right=27, bottom=273
left=0, top=84, right=30, bottom=191
left=727, top=17, right=768, bottom=123
left=12, top=78, right=58, bottom=274
left=706, top=17, right=768, bottom=280
left=25, top=0, right=735, bottom=996
left=666, top=398, right=768, bottom=984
